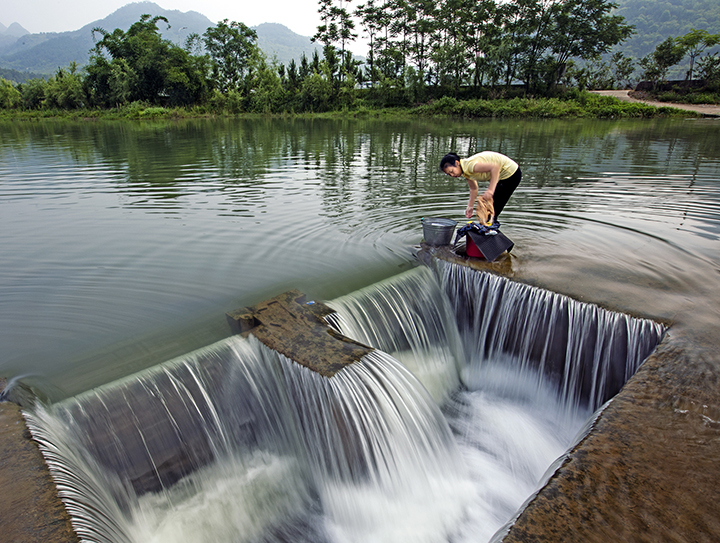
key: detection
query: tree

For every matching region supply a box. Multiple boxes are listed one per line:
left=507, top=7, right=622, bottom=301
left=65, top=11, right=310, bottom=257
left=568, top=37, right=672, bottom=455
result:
left=460, top=0, right=498, bottom=86
left=355, top=0, right=385, bottom=85
left=517, top=0, right=563, bottom=94
left=548, top=0, right=634, bottom=88
left=639, top=36, right=685, bottom=86
left=45, top=62, right=86, bottom=109
left=372, top=6, right=403, bottom=81
left=342, top=49, right=362, bottom=80
left=697, top=53, right=720, bottom=85
left=609, top=51, right=635, bottom=89
left=299, top=71, right=334, bottom=111
left=312, top=49, right=322, bottom=74
left=406, top=0, right=439, bottom=86
left=19, top=79, right=46, bottom=109
left=203, top=20, right=259, bottom=94
left=313, top=0, right=358, bottom=58
left=247, top=52, right=285, bottom=113
left=494, top=0, right=536, bottom=87
left=299, top=53, right=311, bottom=81
left=323, top=44, right=341, bottom=88
left=676, top=29, right=720, bottom=80
left=87, top=14, right=207, bottom=107
left=433, top=0, right=470, bottom=90
left=0, top=78, right=21, bottom=109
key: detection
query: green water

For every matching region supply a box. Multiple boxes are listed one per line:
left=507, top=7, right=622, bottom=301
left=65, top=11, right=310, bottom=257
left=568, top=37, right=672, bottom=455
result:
left=1, top=116, right=719, bottom=400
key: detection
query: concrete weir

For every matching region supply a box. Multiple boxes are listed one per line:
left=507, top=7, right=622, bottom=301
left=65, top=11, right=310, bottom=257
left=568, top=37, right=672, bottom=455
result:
left=501, top=337, right=720, bottom=542
left=2, top=275, right=717, bottom=541
left=0, top=379, right=78, bottom=543
left=424, top=246, right=720, bottom=542
left=0, top=290, right=372, bottom=541
left=226, top=289, right=374, bottom=377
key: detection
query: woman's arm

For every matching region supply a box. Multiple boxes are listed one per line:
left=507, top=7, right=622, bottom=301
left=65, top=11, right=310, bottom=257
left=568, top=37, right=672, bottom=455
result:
left=465, top=178, right=479, bottom=218
left=472, top=162, right=501, bottom=200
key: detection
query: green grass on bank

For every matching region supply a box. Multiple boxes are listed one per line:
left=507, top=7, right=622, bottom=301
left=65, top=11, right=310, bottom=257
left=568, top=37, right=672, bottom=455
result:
left=0, top=91, right=698, bottom=121
left=408, top=93, right=695, bottom=118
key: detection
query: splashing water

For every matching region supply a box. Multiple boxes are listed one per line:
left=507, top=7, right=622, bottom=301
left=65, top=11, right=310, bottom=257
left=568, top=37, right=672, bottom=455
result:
left=24, top=263, right=664, bottom=543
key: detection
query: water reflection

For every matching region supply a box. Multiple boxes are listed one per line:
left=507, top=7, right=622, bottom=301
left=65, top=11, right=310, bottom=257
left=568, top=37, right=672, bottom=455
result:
left=4, top=118, right=718, bottom=206
left=0, top=117, right=719, bottom=398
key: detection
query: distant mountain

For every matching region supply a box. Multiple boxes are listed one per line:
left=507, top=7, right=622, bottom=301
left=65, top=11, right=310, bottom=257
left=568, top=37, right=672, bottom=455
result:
left=0, top=2, right=214, bottom=75
left=1, top=22, right=30, bottom=38
left=0, top=66, right=46, bottom=83
left=256, top=23, right=321, bottom=67
left=0, top=2, right=321, bottom=78
left=614, top=0, right=720, bottom=61
left=0, top=21, right=30, bottom=51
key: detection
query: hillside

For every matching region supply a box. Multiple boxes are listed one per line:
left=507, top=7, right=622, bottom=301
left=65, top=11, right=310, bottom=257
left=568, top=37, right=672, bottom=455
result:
left=0, top=2, right=213, bottom=75
left=0, top=22, right=29, bottom=51
left=0, top=2, right=320, bottom=77
left=614, top=0, right=720, bottom=61
left=256, top=23, right=321, bottom=66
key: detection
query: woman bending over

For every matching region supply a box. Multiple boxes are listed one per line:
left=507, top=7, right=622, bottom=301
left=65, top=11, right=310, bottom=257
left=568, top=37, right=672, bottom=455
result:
left=440, top=151, right=522, bottom=221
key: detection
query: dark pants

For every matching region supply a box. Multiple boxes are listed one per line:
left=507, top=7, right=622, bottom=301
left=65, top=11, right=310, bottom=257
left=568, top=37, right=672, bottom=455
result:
left=493, top=167, right=522, bottom=218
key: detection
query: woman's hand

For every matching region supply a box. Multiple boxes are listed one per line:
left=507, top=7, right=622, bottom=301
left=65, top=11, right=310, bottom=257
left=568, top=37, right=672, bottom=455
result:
left=482, top=189, right=494, bottom=201
left=465, top=205, right=474, bottom=219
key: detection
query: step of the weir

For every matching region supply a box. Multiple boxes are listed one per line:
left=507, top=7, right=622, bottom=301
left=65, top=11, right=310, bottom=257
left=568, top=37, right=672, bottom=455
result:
left=227, top=289, right=374, bottom=378
left=0, top=379, right=78, bottom=543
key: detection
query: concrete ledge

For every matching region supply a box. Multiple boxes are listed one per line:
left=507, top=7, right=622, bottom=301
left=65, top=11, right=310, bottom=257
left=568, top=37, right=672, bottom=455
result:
left=502, top=334, right=720, bottom=541
left=227, top=289, right=374, bottom=377
left=0, top=379, right=78, bottom=543
left=422, top=249, right=720, bottom=541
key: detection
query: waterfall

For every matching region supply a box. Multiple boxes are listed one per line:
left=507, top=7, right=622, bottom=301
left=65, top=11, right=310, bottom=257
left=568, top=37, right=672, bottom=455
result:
left=25, top=331, right=471, bottom=543
left=23, top=262, right=665, bottom=543
left=439, top=262, right=665, bottom=411
left=325, top=267, right=464, bottom=404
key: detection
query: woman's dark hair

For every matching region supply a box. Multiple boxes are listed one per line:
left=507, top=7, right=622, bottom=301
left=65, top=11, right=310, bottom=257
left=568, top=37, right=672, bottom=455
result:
left=439, top=152, right=461, bottom=171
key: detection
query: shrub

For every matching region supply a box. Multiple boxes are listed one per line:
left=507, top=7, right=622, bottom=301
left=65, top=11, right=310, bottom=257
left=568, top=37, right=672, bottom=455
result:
left=20, top=79, right=46, bottom=110
left=0, top=78, right=21, bottom=109
left=299, top=73, right=333, bottom=112
left=139, top=107, right=168, bottom=118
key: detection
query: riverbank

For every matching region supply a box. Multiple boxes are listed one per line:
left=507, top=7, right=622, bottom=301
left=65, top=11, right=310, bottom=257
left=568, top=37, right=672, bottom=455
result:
left=0, top=92, right=700, bottom=121
left=592, top=89, right=720, bottom=117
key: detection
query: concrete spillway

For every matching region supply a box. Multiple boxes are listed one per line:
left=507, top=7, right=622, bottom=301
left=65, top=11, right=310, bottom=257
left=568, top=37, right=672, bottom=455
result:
left=1, top=291, right=373, bottom=540
left=1, top=263, right=682, bottom=542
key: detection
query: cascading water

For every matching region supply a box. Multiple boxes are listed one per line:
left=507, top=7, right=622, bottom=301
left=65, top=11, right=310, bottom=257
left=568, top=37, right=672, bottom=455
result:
left=324, top=267, right=464, bottom=405
left=23, top=262, right=665, bottom=543
left=439, top=262, right=665, bottom=411
left=25, top=332, right=471, bottom=543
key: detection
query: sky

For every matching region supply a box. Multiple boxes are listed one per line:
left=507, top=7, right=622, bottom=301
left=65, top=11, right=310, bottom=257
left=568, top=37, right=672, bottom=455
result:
left=2, top=0, right=324, bottom=41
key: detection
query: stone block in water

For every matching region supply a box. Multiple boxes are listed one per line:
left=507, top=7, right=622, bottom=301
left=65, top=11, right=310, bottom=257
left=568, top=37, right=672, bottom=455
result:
left=227, top=289, right=374, bottom=377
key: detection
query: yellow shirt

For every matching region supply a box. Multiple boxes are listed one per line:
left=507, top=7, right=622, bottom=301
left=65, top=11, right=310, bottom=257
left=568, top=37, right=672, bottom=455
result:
left=460, top=152, right=518, bottom=182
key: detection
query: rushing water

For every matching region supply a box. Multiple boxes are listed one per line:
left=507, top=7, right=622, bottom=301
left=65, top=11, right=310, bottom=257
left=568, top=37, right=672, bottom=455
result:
left=24, top=266, right=663, bottom=543
left=1, top=116, right=719, bottom=541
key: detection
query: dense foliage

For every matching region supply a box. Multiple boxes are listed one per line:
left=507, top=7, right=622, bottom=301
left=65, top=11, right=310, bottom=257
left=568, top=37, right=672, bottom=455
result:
left=0, top=67, right=46, bottom=84
left=85, top=15, right=209, bottom=108
left=347, top=0, right=633, bottom=94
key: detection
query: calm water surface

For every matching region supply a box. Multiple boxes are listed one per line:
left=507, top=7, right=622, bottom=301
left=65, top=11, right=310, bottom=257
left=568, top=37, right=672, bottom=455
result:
left=1, top=117, right=719, bottom=400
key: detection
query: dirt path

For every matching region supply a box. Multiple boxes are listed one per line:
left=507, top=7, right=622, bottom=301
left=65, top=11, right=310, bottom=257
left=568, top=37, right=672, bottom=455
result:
left=592, top=89, right=720, bottom=117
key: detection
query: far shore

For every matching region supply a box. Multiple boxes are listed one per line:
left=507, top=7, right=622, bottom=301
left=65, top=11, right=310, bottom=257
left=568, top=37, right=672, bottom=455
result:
left=591, top=90, right=720, bottom=117
left=1, top=91, right=710, bottom=121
